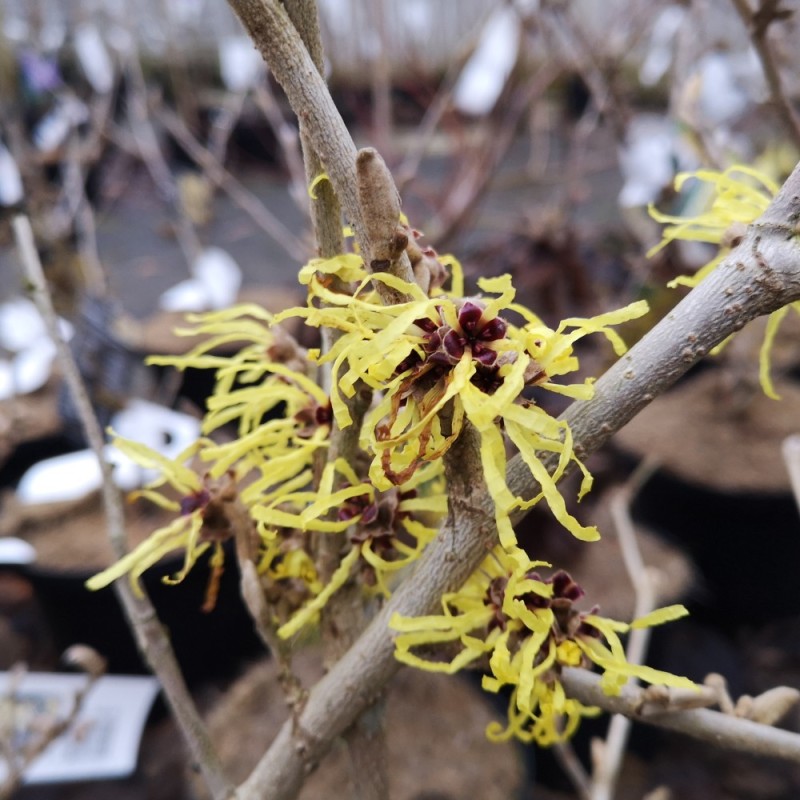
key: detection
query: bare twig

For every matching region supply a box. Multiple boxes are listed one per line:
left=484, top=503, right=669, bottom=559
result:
left=278, top=5, right=389, bottom=798
left=394, top=57, right=462, bottom=193
left=536, top=3, right=631, bottom=141
left=252, top=80, right=308, bottom=208
left=669, top=2, right=726, bottom=169
left=316, top=386, right=387, bottom=800
left=282, top=0, right=344, bottom=260
left=590, top=486, right=659, bottom=800
left=62, top=132, right=108, bottom=295
left=11, top=215, right=234, bottom=800
left=226, top=0, right=417, bottom=301
left=730, top=0, right=800, bottom=151
left=562, top=666, right=800, bottom=761
left=553, top=740, right=592, bottom=800
left=158, top=105, right=308, bottom=262
left=122, top=48, right=203, bottom=267
left=158, top=0, right=200, bottom=133
left=207, top=90, right=247, bottom=168
left=427, top=64, right=560, bottom=247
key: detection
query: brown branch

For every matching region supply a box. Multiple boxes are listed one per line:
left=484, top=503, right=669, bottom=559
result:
left=281, top=0, right=343, bottom=260
left=316, top=385, right=387, bottom=800
left=11, top=215, right=234, bottom=800
left=158, top=105, right=308, bottom=262
left=226, top=0, right=417, bottom=301
left=235, top=161, right=800, bottom=799
left=730, top=0, right=800, bottom=150
left=270, top=6, right=389, bottom=798
left=561, top=667, right=800, bottom=761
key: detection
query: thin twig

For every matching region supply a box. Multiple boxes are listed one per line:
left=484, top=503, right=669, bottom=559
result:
left=282, top=0, right=343, bottom=261
left=11, top=215, right=234, bottom=800
left=668, top=1, right=725, bottom=169
left=226, top=0, right=417, bottom=301
left=316, top=386, right=387, bottom=800
left=536, top=3, right=631, bottom=141
left=394, top=57, right=463, bottom=193
left=277, top=5, right=388, bottom=798
left=590, top=486, right=659, bottom=800
left=207, top=90, right=247, bottom=168
left=252, top=80, right=308, bottom=208
left=562, top=666, right=800, bottom=761
left=730, top=0, right=800, bottom=151
left=62, top=132, right=108, bottom=295
left=427, top=64, right=560, bottom=248
left=158, top=105, right=308, bottom=262
left=552, top=740, right=592, bottom=800
left=159, top=0, right=200, bottom=133
left=122, top=48, right=203, bottom=268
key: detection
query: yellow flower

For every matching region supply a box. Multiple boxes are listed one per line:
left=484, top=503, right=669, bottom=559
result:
left=146, top=304, right=329, bottom=435
left=85, top=306, right=336, bottom=607
left=146, top=305, right=341, bottom=534
left=649, top=166, right=800, bottom=398
left=257, top=528, right=325, bottom=626
left=390, top=546, right=694, bottom=745
left=278, top=259, right=648, bottom=549
left=88, top=296, right=450, bottom=633
left=85, top=437, right=245, bottom=611
left=275, top=460, right=447, bottom=639
left=490, top=679, right=599, bottom=745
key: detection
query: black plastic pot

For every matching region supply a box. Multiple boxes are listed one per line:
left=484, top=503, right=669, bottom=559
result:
left=0, top=543, right=264, bottom=685
left=629, top=466, right=800, bottom=629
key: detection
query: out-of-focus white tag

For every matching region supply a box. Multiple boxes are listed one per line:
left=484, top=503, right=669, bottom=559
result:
left=0, top=673, right=160, bottom=784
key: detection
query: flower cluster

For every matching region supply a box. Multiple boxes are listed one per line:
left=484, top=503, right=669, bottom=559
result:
left=277, top=258, right=648, bottom=549
left=391, top=545, right=694, bottom=745
left=649, top=166, right=800, bottom=398
left=87, top=303, right=447, bottom=633
left=85, top=437, right=235, bottom=611
left=86, top=231, right=694, bottom=747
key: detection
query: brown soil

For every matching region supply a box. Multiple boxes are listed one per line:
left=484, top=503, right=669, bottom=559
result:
left=0, top=383, right=62, bottom=467
left=130, top=285, right=307, bottom=356
left=193, top=646, right=524, bottom=800
left=8, top=495, right=173, bottom=572
left=613, top=370, right=800, bottom=493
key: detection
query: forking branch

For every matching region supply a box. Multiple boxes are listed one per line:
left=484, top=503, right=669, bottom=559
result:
left=215, top=3, right=800, bottom=799
left=232, top=170, right=800, bottom=800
